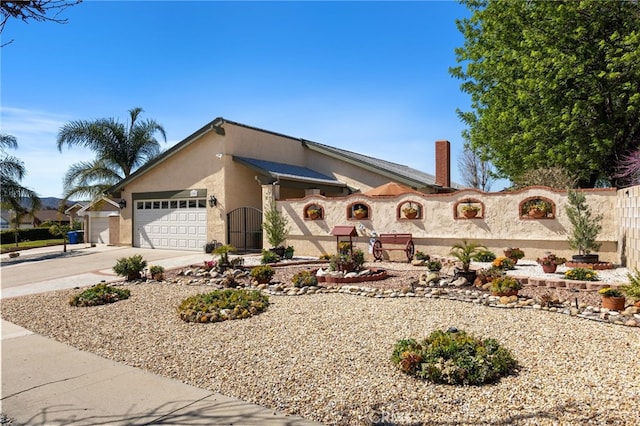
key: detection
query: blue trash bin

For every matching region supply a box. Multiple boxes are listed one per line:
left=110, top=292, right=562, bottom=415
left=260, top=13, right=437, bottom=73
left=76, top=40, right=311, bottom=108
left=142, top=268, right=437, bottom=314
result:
left=67, top=231, right=78, bottom=244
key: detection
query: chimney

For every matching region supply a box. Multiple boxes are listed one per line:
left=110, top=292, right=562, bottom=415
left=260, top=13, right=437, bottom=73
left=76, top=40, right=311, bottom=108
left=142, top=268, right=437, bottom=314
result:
left=435, top=140, right=451, bottom=188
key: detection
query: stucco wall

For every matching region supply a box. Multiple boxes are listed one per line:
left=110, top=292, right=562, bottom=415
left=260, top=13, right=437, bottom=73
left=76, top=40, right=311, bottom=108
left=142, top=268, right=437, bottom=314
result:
left=617, top=185, right=640, bottom=270
left=278, top=186, right=620, bottom=264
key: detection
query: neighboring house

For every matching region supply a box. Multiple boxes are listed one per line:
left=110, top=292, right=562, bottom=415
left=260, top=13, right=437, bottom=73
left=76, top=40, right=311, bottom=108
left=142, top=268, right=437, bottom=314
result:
left=105, top=117, right=454, bottom=251
left=74, top=198, right=120, bottom=245
left=0, top=211, right=11, bottom=229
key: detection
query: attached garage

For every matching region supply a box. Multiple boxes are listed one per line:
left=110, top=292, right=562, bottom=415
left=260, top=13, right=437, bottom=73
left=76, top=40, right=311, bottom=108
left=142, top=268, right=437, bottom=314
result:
left=133, top=198, right=207, bottom=251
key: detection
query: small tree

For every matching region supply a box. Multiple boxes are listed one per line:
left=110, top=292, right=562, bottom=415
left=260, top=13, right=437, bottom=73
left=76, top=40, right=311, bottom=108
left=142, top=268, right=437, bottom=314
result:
left=565, top=190, right=602, bottom=255
left=262, top=202, right=290, bottom=248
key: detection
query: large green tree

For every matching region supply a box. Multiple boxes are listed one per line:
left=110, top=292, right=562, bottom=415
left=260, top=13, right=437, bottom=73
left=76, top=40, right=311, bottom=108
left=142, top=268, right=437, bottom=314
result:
left=451, top=0, right=640, bottom=188
left=1, top=134, right=41, bottom=218
left=57, top=107, right=166, bottom=201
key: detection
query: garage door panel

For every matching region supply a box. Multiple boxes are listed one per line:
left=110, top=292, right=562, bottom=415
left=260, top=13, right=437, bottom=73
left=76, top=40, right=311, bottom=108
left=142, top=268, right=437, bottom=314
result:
left=134, top=198, right=207, bottom=251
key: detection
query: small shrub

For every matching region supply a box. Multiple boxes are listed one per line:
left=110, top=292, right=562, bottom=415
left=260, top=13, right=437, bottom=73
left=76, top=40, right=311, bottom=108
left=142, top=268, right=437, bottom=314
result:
left=292, top=270, right=318, bottom=287
left=261, top=249, right=281, bottom=264
left=391, top=329, right=518, bottom=385
left=599, top=287, right=623, bottom=297
left=473, top=249, right=496, bottom=262
left=415, top=251, right=430, bottom=261
left=426, top=259, right=442, bottom=272
left=621, top=269, right=640, bottom=303
left=492, top=256, right=515, bottom=270
left=489, top=276, right=522, bottom=294
left=177, top=289, right=269, bottom=323
left=113, top=255, right=147, bottom=280
left=149, top=265, right=165, bottom=280
left=564, top=267, right=600, bottom=281
left=69, top=284, right=131, bottom=307
left=250, top=265, right=275, bottom=284
left=230, top=256, right=245, bottom=268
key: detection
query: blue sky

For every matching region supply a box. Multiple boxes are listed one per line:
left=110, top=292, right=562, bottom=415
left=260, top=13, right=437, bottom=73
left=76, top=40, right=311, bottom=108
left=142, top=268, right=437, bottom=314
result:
left=1, top=0, right=499, bottom=199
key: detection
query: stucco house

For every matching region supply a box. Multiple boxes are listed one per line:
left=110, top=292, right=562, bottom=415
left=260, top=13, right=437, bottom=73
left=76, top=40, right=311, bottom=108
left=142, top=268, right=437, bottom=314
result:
left=104, top=117, right=455, bottom=251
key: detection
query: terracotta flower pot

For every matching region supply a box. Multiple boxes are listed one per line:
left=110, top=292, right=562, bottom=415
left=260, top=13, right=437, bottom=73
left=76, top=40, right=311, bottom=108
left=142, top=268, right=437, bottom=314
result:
left=463, top=209, right=478, bottom=218
left=541, top=264, right=557, bottom=273
left=528, top=208, right=546, bottom=219
left=404, top=210, right=418, bottom=219
left=602, top=296, right=625, bottom=311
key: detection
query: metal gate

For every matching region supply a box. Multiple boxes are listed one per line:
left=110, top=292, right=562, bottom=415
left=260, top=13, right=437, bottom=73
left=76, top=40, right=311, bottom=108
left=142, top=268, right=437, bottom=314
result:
left=227, top=207, right=263, bottom=252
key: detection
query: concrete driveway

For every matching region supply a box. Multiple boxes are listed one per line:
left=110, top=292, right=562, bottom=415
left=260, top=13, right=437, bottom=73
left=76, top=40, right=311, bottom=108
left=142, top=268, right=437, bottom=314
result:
left=0, top=244, right=210, bottom=299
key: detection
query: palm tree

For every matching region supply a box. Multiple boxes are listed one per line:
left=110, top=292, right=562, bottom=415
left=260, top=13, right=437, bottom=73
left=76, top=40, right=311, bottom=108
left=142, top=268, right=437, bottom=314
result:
left=1, top=134, right=41, bottom=241
left=56, top=107, right=166, bottom=201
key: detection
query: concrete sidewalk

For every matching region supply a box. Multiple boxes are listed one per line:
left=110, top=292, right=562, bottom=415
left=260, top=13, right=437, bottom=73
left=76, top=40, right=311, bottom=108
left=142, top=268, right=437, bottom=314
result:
left=1, top=322, right=320, bottom=425
left=1, top=245, right=323, bottom=425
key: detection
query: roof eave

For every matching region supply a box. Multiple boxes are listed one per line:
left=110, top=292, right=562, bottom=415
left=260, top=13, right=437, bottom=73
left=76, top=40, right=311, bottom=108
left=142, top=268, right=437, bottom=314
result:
left=106, top=117, right=226, bottom=195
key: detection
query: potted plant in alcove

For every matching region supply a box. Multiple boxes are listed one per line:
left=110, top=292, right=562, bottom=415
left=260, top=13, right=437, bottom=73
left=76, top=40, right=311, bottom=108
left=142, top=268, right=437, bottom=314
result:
left=352, top=204, right=368, bottom=219
left=450, top=240, right=485, bottom=283
left=306, top=205, right=322, bottom=220
left=565, top=190, right=602, bottom=263
left=263, top=203, right=291, bottom=257
left=402, top=203, right=419, bottom=219
left=461, top=204, right=480, bottom=218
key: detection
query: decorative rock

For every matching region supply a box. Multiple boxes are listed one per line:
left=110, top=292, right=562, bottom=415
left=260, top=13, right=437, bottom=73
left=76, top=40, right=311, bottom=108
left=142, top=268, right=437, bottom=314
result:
left=625, top=319, right=638, bottom=327
left=452, top=277, right=468, bottom=287
left=623, top=306, right=640, bottom=315
left=411, top=259, right=425, bottom=266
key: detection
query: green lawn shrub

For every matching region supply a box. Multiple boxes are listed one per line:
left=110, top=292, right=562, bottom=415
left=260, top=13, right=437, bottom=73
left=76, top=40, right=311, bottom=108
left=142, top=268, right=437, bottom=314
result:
left=177, top=289, right=269, bottom=323
left=69, top=284, right=131, bottom=307
left=391, top=329, right=518, bottom=385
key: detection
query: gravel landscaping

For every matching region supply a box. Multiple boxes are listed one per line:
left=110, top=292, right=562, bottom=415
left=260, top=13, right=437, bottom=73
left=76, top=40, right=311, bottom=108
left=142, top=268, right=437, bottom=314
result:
left=2, top=260, right=639, bottom=425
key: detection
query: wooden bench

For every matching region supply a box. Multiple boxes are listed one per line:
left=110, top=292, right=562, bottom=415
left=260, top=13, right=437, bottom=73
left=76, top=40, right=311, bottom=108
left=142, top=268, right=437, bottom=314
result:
left=372, top=233, right=415, bottom=262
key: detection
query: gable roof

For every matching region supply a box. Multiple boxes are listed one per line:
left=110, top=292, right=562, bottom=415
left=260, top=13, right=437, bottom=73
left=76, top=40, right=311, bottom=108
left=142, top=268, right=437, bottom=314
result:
left=107, top=117, right=453, bottom=194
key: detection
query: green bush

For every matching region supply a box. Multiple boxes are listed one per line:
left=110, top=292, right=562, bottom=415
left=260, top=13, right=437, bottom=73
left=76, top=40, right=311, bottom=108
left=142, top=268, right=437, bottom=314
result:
left=0, top=227, right=57, bottom=244
left=261, top=249, right=281, bottom=264
left=292, top=270, right=318, bottom=287
left=69, top=284, right=131, bottom=307
left=621, top=269, right=640, bottom=303
left=473, top=249, right=496, bottom=262
left=564, top=267, right=600, bottom=281
left=250, top=265, right=275, bottom=283
left=415, top=251, right=430, bottom=261
left=177, top=289, right=269, bottom=323
left=489, top=276, right=522, bottom=294
left=391, top=329, right=518, bottom=385
left=426, top=260, right=442, bottom=272
left=112, top=255, right=147, bottom=280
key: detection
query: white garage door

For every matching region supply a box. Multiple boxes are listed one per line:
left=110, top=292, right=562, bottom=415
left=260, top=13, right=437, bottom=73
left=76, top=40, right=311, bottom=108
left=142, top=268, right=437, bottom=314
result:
left=134, top=198, right=207, bottom=251
left=89, top=216, right=110, bottom=244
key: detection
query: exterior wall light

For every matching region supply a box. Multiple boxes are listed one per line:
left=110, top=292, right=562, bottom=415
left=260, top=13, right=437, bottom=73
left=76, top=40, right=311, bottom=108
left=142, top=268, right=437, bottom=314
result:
left=209, top=195, right=217, bottom=207
left=118, top=199, right=126, bottom=209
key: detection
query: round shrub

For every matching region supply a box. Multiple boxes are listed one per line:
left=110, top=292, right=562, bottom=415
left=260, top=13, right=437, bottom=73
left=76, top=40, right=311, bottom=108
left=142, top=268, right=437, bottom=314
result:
left=426, top=259, right=442, bottom=272
left=261, top=249, right=281, bottom=264
left=473, top=249, right=496, bottom=262
left=391, top=329, right=518, bottom=385
left=292, top=270, right=318, bottom=287
left=69, top=284, right=131, bottom=307
left=177, top=289, right=269, bottom=323
left=250, top=265, right=275, bottom=284
left=564, top=267, right=600, bottom=281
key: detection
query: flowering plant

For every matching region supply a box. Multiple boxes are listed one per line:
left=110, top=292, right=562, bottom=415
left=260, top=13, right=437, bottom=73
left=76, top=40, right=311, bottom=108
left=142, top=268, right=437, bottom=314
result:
left=599, top=287, right=623, bottom=297
left=564, top=267, right=599, bottom=281
left=536, top=253, right=567, bottom=266
left=461, top=204, right=480, bottom=213
left=492, top=256, right=515, bottom=270
left=489, top=276, right=522, bottom=293
left=504, top=247, right=525, bottom=259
